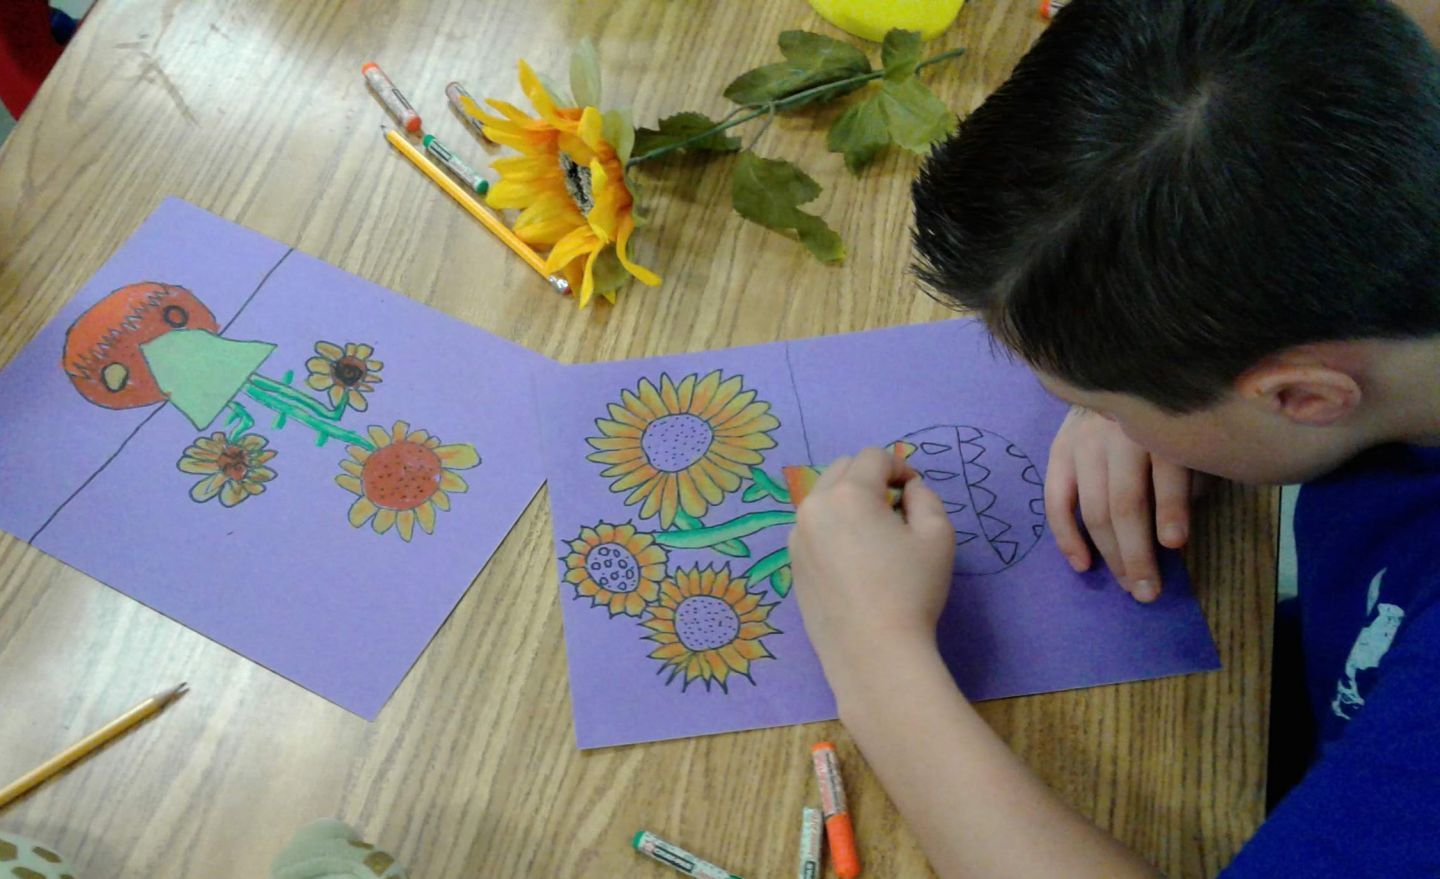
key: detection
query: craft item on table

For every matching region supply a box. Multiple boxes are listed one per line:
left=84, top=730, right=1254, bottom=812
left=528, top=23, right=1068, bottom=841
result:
left=0, top=833, right=76, bottom=879
left=473, top=31, right=965, bottom=306
left=0, top=198, right=552, bottom=718
left=271, top=819, right=407, bottom=879
left=538, top=318, right=1220, bottom=748
left=1040, top=0, right=1071, bottom=20
left=632, top=831, right=743, bottom=879
left=0, top=684, right=186, bottom=810
left=782, top=441, right=909, bottom=509
left=361, top=62, right=421, bottom=134
left=797, top=807, right=823, bottom=879
left=811, top=742, right=860, bottom=879
left=807, top=0, right=966, bottom=41
left=385, top=129, right=568, bottom=295
left=421, top=134, right=489, bottom=195
left=445, top=81, right=494, bottom=145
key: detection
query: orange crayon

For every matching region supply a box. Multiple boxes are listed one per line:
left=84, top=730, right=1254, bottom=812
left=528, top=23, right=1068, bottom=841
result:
left=811, top=742, right=861, bottom=879
left=783, top=442, right=913, bottom=509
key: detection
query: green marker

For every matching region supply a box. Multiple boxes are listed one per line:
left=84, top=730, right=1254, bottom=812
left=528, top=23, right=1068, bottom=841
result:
left=632, top=830, right=743, bottom=879
left=421, top=134, right=488, bottom=196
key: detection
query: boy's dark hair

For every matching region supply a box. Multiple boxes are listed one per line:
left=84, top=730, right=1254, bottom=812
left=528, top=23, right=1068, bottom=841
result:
left=913, top=0, right=1440, bottom=412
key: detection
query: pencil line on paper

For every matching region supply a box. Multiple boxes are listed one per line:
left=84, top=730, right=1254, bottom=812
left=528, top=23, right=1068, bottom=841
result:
left=783, top=341, right=815, bottom=465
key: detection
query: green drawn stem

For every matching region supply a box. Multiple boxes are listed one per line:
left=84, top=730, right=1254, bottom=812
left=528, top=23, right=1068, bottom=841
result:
left=242, top=381, right=373, bottom=449
left=654, top=510, right=795, bottom=549
left=247, top=374, right=347, bottom=422
left=225, top=401, right=254, bottom=441
left=626, top=47, right=967, bottom=167
left=673, top=510, right=750, bottom=557
left=742, top=547, right=790, bottom=586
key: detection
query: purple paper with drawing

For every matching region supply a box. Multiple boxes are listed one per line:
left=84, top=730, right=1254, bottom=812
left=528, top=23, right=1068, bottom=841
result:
left=540, top=319, right=1220, bottom=749
left=0, top=198, right=552, bottom=718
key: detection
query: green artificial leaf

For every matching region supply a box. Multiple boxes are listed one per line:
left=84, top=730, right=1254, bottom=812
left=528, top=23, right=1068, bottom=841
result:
left=731, top=151, right=844, bottom=263
left=881, top=29, right=922, bottom=81
left=723, top=30, right=872, bottom=109
left=827, top=94, right=891, bottom=173
left=589, top=247, right=630, bottom=298
left=537, top=72, right=572, bottom=107
left=602, top=108, right=636, bottom=166
left=569, top=37, right=602, bottom=107
left=877, top=78, right=956, bottom=153
left=633, top=112, right=743, bottom=157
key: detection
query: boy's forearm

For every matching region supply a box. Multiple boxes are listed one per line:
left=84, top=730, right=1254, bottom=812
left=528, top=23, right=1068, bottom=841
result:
left=830, top=641, right=1162, bottom=879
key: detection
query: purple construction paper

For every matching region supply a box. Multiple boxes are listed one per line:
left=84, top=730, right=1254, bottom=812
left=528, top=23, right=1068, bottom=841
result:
left=540, top=319, right=1219, bottom=749
left=0, top=199, right=552, bottom=718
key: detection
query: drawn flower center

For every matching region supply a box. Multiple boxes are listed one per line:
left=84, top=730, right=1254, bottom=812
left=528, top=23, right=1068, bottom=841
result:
left=557, top=151, right=594, bottom=215
left=217, top=446, right=250, bottom=482
left=674, top=595, right=741, bottom=652
left=640, top=414, right=714, bottom=473
left=362, top=441, right=442, bottom=510
left=585, top=542, right=641, bottom=593
left=332, top=356, right=367, bottom=387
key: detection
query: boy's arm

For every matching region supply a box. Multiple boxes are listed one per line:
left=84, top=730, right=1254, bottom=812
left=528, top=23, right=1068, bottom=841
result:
left=789, top=448, right=1160, bottom=879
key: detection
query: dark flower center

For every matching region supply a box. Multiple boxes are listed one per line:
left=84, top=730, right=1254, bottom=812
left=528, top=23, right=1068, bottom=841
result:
left=217, top=446, right=250, bottom=482
left=557, top=151, right=595, bottom=215
left=333, top=356, right=367, bottom=387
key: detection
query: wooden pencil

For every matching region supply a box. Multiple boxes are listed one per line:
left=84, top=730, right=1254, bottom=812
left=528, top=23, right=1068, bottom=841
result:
left=0, top=683, right=188, bottom=810
left=384, top=128, right=569, bottom=295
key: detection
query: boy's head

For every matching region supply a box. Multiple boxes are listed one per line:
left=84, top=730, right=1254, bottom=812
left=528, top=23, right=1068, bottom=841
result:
left=912, top=0, right=1440, bottom=481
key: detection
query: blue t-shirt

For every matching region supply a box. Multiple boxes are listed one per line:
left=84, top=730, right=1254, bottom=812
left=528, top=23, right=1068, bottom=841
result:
left=1221, top=444, right=1440, bottom=877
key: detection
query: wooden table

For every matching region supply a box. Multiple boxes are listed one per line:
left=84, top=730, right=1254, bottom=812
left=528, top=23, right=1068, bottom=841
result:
left=0, top=1, right=1276, bottom=876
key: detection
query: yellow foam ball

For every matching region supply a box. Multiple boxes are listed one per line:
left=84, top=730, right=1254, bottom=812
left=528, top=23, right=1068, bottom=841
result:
left=807, top=0, right=965, bottom=42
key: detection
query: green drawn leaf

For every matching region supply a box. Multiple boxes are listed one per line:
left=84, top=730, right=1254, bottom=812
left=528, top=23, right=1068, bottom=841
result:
left=877, top=78, right=956, bottom=153
left=601, top=108, right=635, bottom=166
left=569, top=37, right=602, bottom=108
left=723, top=30, right=872, bottom=109
left=731, top=151, right=844, bottom=263
left=881, top=29, right=922, bottom=81
left=633, top=112, right=742, bottom=156
left=771, top=566, right=793, bottom=597
left=742, top=484, right=766, bottom=503
left=827, top=94, right=891, bottom=173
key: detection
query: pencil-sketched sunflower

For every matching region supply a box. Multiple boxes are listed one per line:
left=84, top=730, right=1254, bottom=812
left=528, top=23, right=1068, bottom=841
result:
left=642, top=565, right=779, bottom=691
left=475, top=53, right=660, bottom=307
left=305, top=341, right=383, bottom=412
left=178, top=432, right=277, bottom=507
left=336, top=421, right=480, bottom=541
left=562, top=521, right=669, bottom=617
left=586, top=371, right=780, bottom=528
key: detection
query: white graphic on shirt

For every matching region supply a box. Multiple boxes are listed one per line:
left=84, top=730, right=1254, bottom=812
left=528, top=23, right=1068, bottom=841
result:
left=1331, top=568, right=1404, bottom=720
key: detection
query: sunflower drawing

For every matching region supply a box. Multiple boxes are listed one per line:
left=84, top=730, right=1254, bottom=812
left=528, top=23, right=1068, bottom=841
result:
left=586, top=371, right=779, bottom=528
left=305, top=341, right=383, bottom=411
left=642, top=565, right=780, bottom=691
left=335, top=421, right=480, bottom=541
left=474, top=59, right=660, bottom=306
left=562, top=521, right=669, bottom=617
left=177, top=432, right=277, bottom=507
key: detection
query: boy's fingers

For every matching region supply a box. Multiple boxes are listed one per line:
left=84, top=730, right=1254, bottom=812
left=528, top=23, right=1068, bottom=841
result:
left=1107, top=444, right=1160, bottom=602
left=902, top=475, right=948, bottom=528
left=842, top=446, right=894, bottom=489
left=813, top=455, right=853, bottom=492
left=1076, top=448, right=1125, bottom=581
left=1044, top=448, right=1090, bottom=572
left=1153, top=460, right=1192, bottom=549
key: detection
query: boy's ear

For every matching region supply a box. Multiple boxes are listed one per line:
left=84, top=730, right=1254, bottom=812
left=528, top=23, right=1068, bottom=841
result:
left=1238, top=363, right=1362, bottom=426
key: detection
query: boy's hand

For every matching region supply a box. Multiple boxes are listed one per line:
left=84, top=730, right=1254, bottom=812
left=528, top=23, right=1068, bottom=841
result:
left=1046, top=407, right=1195, bottom=602
left=788, top=447, right=957, bottom=681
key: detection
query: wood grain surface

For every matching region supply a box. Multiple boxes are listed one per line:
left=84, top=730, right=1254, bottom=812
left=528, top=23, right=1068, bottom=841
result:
left=0, top=1, right=1275, bottom=876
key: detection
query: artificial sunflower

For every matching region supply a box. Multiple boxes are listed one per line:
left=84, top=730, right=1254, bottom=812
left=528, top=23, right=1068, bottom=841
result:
left=562, top=521, right=669, bottom=617
left=642, top=565, right=779, bottom=691
left=177, top=432, right=276, bottom=507
left=335, top=420, right=480, bottom=541
left=475, top=58, right=660, bottom=306
left=305, top=341, right=382, bottom=412
left=586, top=370, right=780, bottom=528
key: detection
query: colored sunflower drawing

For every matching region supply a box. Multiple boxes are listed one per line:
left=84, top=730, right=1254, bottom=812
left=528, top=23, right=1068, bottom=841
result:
left=177, top=432, right=277, bottom=506
left=306, top=341, right=383, bottom=412
left=642, top=565, right=780, bottom=691
left=562, top=522, right=669, bottom=617
left=336, top=421, right=480, bottom=541
left=586, top=371, right=779, bottom=528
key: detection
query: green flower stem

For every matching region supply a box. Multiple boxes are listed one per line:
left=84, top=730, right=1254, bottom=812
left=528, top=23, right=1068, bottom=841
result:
left=654, top=510, right=795, bottom=549
left=225, top=401, right=255, bottom=441
left=749, top=467, right=792, bottom=504
left=741, top=547, right=790, bottom=586
left=242, top=381, right=373, bottom=450
left=247, top=374, right=347, bottom=422
left=626, top=47, right=967, bottom=167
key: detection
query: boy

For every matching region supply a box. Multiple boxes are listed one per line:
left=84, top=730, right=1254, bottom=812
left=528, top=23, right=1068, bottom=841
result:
left=787, top=1, right=1440, bottom=876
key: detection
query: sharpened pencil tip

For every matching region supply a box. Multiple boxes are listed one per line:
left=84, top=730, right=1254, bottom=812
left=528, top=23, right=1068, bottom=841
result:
left=155, top=682, right=189, bottom=706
